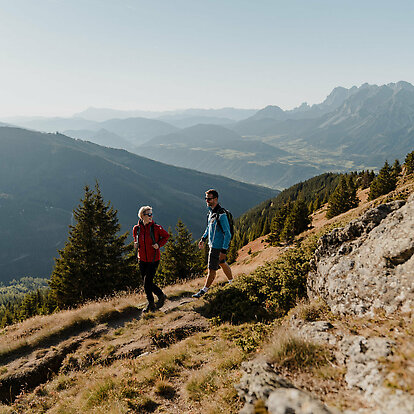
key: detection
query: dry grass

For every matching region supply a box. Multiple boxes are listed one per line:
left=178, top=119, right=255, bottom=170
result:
left=289, top=299, right=330, bottom=322
left=266, top=328, right=330, bottom=370
left=0, top=279, right=200, bottom=359
left=0, top=292, right=142, bottom=357
left=7, top=317, right=265, bottom=413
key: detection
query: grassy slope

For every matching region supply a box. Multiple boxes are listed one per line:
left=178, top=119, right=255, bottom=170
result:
left=0, top=175, right=413, bottom=413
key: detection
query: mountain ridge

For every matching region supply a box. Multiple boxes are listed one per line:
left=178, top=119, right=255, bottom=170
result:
left=0, top=126, right=277, bottom=282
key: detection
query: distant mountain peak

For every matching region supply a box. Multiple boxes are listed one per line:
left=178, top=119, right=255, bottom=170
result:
left=251, top=105, right=285, bottom=120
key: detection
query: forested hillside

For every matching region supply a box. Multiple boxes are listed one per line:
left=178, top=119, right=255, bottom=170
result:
left=0, top=127, right=277, bottom=282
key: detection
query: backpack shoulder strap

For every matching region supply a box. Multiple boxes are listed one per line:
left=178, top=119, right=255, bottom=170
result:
left=149, top=222, right=157, bottom=245
left=215, top=207, right=226, bottom=233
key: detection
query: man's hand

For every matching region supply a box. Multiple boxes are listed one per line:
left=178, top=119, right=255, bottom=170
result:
left=198, top=240, right=205, bottom=250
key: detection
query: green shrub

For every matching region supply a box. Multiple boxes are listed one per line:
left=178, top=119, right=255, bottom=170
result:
left=202, top=240, right=316, bottom=324
left=201, top=284, right=269, bottom=324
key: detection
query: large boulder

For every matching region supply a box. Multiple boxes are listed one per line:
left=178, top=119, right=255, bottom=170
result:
left=307, top=195, right=414, bottom=316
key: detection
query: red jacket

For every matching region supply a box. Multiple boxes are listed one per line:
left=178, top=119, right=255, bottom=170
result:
left=132, top=221, right=170, bottom=262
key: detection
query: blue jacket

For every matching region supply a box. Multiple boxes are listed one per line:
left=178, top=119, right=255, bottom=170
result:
left=201, top=204, right=231, bottom=253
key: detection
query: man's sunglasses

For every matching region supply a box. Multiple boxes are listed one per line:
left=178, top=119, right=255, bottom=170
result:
left=205, top=197, right=214, bottom=201
left=144, top=213, right=153, bottom=216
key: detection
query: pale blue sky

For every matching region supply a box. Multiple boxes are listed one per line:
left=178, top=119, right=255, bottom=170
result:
left=1, top=0, right=413, bottom=117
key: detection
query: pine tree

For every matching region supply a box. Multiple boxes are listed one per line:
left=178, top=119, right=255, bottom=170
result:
left=346, top=175, right=359, bottom=210
left=49, top=183, right=138, bottom=308
left=156, top=219, right=204, bottom=286
left=267, top=202, right=291, bottom=245
left=326, top=175, right=359, bottom=219
left=280, top=199, right=311, bottom=243
left=392, top=159, right=402, bottom=178
left=404, top=151, right=414, bottom=175
left=360, top=170, right=375, bottom=189
left=368, top=161, right=397, bottom=200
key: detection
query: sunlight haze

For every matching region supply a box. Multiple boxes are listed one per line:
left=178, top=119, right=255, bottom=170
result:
left=1, top=0, right=413, bottom=117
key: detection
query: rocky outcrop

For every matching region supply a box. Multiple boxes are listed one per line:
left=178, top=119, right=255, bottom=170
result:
left=236, top=359, right=339, bottom=414
left=307, top=195, right=414, bottom=316
left=236, top=193, right=414, bottom=413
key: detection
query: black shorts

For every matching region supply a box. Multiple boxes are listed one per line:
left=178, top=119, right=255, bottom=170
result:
left=208, top=247, right=224, bottom=270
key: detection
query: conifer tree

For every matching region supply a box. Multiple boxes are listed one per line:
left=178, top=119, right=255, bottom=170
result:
left=267, top=202, right=291, bottom=244
left=368, top=161, right=397, bottom=200
left=156, top=219, right=204, bottom=286
left=404, top=150, right=414, bottom=174
left=392, top=159, right=402, bottom=178
left=346, top=174, right=359, bottom=209
left=280, top=199, right=311, bottom=243
left=49, top=183, right=137, bottom=308
left=326, top=175, right=359, bottom=219
left=360, top=170, right=375, bottom=189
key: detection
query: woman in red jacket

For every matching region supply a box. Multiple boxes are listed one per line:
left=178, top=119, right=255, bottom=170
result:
left=133, top=206, right=170, bottom=312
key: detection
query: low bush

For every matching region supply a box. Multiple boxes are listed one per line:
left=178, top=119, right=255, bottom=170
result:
left=202, top=239, right=317, bottom=324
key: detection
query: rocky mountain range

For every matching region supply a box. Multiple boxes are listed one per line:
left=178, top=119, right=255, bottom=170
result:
left=4, top=82, right=413, bottom=190
left=138, top=82, right=414, bottom=189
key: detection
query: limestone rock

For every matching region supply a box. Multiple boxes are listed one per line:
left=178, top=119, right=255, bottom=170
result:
left=307, top=196, right=414, bottom=316
left=267, top=388, right=337, bottom=414
left=235, top=359, right=293, bottom=406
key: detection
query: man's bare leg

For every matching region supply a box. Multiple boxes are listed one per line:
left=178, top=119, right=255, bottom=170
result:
left=205, top=269, right=217, bottom=288
left=219, top=262, right=233, bottom=282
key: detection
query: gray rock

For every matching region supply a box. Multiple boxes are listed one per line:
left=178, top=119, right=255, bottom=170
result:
left=267, top=388, right=336, bottom=414
left=308, top=196, right=414, bottom=317
left=235, top=359, right=294, bottom=405
left=339, top=334, right=394, bottom=394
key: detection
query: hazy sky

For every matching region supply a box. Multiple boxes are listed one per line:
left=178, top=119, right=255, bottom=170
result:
left=1, top=0, right=413, bottom=117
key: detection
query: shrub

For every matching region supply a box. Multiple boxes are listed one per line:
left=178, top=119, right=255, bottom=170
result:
left=201, top=284, right=269, bottom=324
left=202, top=239, right=317, bottom=324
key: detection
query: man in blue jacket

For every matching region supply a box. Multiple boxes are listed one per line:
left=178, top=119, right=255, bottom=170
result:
left=193, top=189, right=233, bottom=298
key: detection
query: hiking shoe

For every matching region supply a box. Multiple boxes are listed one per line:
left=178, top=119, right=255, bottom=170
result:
left=192, top=289, right=206, bottom=298
left=143, top=302, right=156, bottom=313
left=156, top=293, right=167, bottom=309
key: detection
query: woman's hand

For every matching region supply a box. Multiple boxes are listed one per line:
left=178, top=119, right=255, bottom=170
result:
left=152, top=243, right=159, bottom=249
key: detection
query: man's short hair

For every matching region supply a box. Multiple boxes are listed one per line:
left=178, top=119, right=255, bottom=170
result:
left=206, top=189, right=218, bottom=199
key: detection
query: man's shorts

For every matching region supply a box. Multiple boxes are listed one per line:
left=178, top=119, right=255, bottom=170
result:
left=208, top=247, right=223, bottom=270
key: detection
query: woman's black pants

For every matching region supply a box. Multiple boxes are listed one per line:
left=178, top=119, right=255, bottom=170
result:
left=139, top=261, right=163, bottom=303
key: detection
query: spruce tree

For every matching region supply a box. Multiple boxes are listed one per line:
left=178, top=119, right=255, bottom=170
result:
left=326, top=175, right=359, bottom=219
left=368, top=161, right=397, bottom=200
left=346, top=174, right=359, bottom=210
left=280, top=199, right=311, bottom=243
left=156, top=219, right=204, bottom=286
left=49, top=183, right=138, bottom=308
left=404, top=151, right=414, bottom=174
left=267, top=202, right=291, bottom=245
left=360, top=170, right=375, bottom=189
left=392, top=159, right=402, bottom=178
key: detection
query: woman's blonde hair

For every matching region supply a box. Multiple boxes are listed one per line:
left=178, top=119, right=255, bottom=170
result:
left=138, top=206, right=152, bottom=220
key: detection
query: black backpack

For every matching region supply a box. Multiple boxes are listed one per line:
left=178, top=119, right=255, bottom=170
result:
left=215, top=207, right=234, bottom=239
